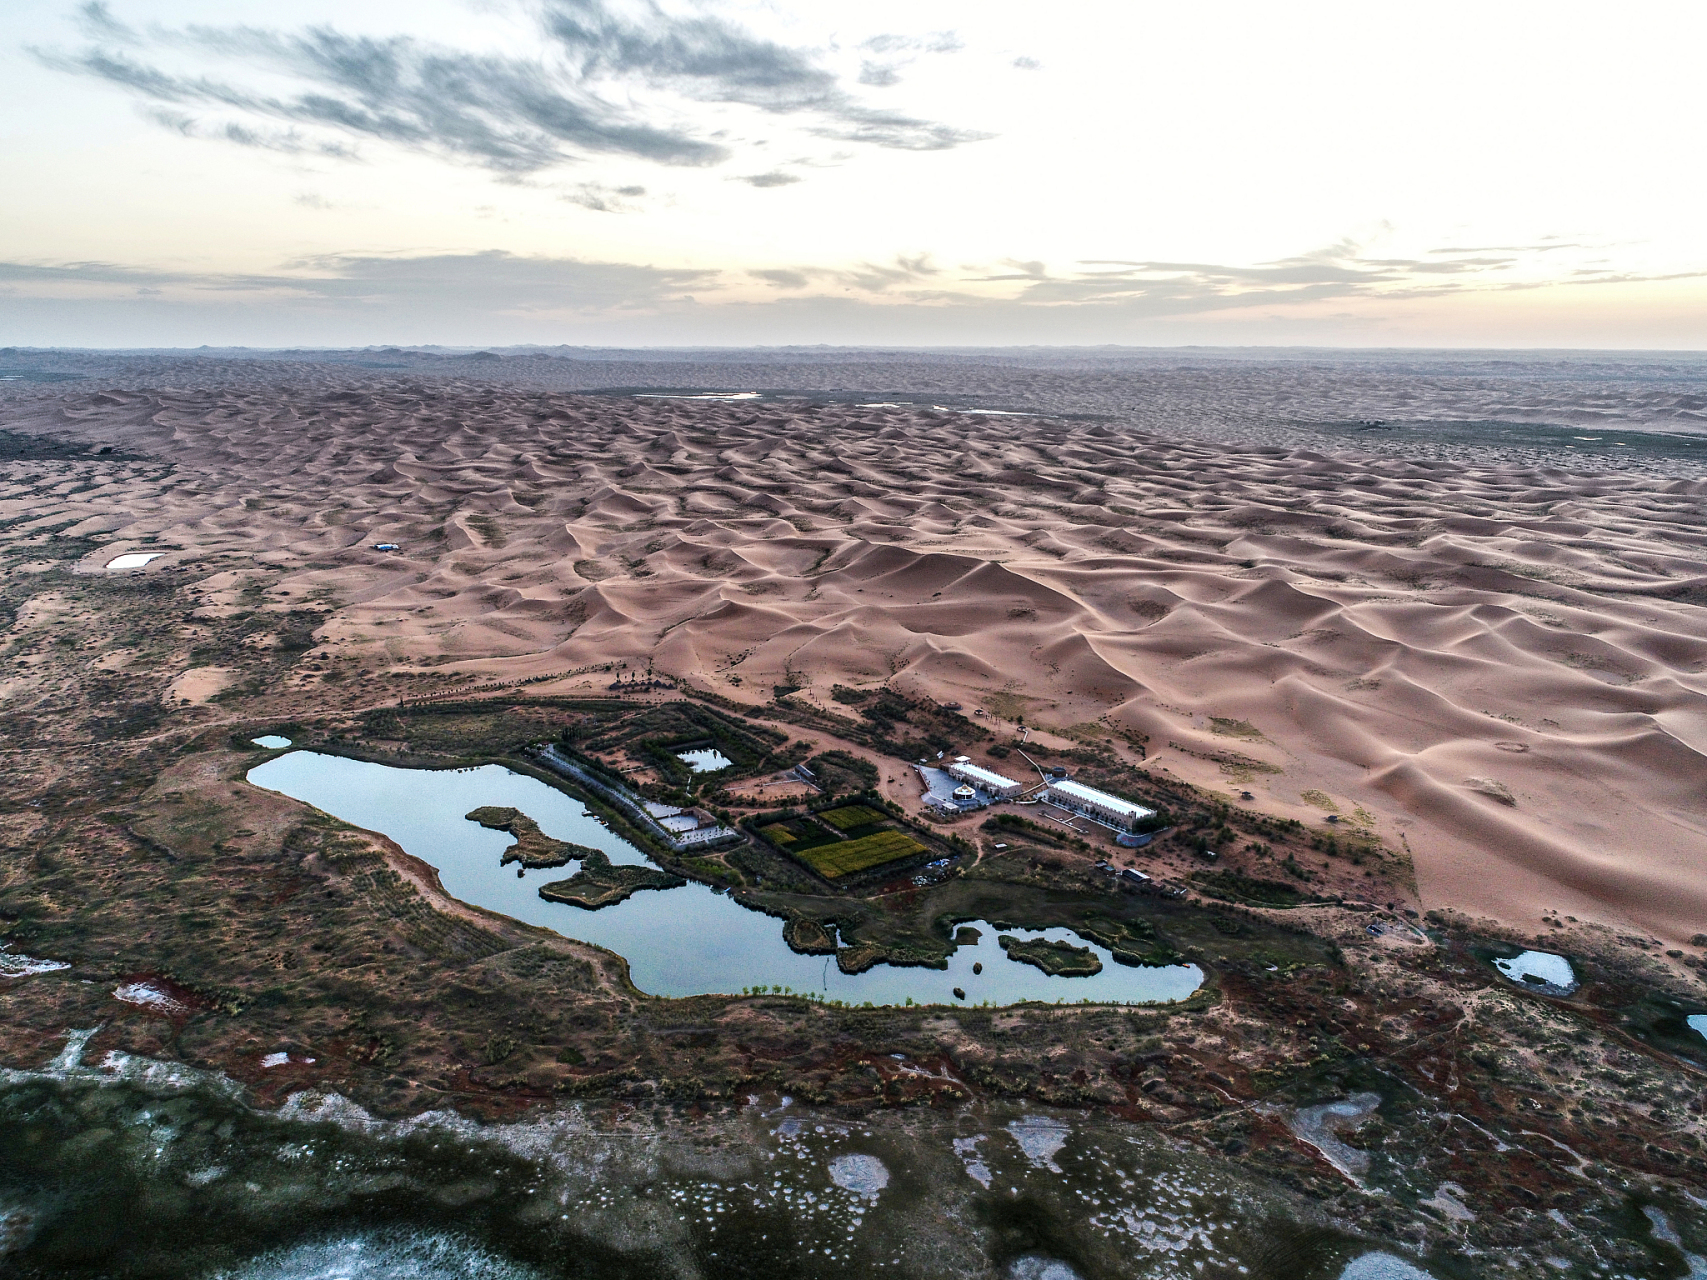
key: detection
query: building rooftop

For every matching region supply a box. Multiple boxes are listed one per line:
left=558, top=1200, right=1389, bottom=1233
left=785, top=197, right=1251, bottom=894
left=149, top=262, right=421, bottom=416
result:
left=1046, top=778, right=1156, bottom=821
left=947, top=760, right=1024, bottom=791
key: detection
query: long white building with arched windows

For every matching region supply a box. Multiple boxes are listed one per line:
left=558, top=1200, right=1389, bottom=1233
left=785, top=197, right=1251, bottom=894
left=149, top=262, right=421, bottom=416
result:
left=1043, top=778, right=1156, bottom=832
left=944, top=756, right=1026, bottom=799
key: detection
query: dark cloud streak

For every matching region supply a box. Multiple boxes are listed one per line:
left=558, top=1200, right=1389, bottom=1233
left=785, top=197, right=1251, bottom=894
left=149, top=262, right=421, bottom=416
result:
left=39, top=0, right=985, bottom=174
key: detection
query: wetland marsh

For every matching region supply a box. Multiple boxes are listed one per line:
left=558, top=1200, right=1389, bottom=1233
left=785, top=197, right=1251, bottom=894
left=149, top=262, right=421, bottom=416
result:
left=0, top=1037, right=1470, bottom=1280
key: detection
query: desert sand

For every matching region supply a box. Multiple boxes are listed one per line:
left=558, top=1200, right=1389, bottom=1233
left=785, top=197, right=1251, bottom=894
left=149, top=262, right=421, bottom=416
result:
left=4, top=371, right=1705, bottom=946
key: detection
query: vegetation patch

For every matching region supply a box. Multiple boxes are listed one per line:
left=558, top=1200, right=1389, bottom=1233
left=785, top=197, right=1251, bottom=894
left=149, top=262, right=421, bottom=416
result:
left=1169, top=741, right=1283, bottom=783
left=1191, top=869, right=1305, bottom=907
left=998, top=935, right=1103, bottom=977
left=1074, top=915, right=1181, bottom=967
left=725, top=842, right=821, bottom=894
left=759, top=818, right=840, bottom=852
left=816, top=804, right=884, bottom=832
left=801, top=750, right=879, bottom=795
left=361, top=701, right=617, bottom=762
left=537, top=848, right=685, bottom=910
left=465, top=806, right=597, bottom=869
left=982, top=812, right=1092, bottom=853
left=680, top=854, right=739, bottom=886
left=796, top=830, right=928, bottom=880
left=782, top=917, right=837, bottom=955
left=562, top=699, right=794, bottom=800
left=764, top=686, right=988, bottom=762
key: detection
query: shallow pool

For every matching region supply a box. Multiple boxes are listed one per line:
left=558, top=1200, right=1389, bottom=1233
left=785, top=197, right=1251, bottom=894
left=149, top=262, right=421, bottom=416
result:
left=106, top=552, right=162, bottom=570
left=1339, top=1253, right=1437, bottom=1280
left=252, top=735, right=292, bottom=749
left=1493, top=950, right=1576, bottom=991
left=677, top=747, right=734, bottom=773
left=246, top=752, right=1202, bottom=1006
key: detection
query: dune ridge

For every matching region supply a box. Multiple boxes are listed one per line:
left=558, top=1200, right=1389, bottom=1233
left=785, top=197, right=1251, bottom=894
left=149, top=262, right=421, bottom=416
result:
left=4, top=382, right=1706, bottom=944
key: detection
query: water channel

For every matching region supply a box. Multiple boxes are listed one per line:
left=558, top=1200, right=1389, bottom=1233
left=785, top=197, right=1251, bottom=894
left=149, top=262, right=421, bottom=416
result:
left=245, top=752, right=1202, bottom=1007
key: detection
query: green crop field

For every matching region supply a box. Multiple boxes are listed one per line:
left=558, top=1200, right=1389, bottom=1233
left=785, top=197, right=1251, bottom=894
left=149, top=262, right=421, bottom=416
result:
left=796, top=829, right=928, bottom=879
left=816, top=804, right=883, bottom=831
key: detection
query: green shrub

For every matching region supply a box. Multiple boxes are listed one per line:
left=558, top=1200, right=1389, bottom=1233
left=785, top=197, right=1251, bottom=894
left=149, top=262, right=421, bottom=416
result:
left=803, top=750, right=879, bottom=794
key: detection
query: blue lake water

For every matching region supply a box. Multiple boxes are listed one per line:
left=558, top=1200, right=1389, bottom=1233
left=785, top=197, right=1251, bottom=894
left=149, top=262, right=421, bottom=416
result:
left=245, top=752, right=1202, bottom=1007
left=676, top=747, right=734, bottom=773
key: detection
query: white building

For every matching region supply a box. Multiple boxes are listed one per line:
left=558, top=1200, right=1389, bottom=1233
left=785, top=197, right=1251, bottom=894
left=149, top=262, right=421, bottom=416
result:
left=1044, top=779, right=1156, bottom=832
left=945, top=757, right=1025, bottom=799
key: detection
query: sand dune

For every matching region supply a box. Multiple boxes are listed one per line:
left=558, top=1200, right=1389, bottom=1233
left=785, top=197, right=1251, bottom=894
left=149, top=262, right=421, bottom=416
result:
left=4, top=379, right=1705, bottom=944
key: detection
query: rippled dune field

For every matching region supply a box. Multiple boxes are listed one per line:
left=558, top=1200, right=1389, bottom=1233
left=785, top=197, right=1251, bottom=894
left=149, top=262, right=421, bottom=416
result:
left=4, top=354, right=1703, bottom=948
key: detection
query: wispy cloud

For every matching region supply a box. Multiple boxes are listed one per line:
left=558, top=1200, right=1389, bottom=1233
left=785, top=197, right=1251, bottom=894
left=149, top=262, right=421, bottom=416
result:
left=735, top=238, right=1707, bottom=321
left=748, top=253, right=941, bottom=292
left=38, top=0, right=986, bottom=176
left=860, top=33, right=963, bottom=56
left=0, top=250, right=717, bottom=312
left=853, top=30, right=962, bottom=90
left=989, top=239, right=1694, bottom=314
left=5, top=240, right=1701, bottom=347
left=563, top=181, right=647, bottom=211
left=736, top=171, right=800, bottom=188
left=749, top=267, right=809, bottom=289
left=8, top=238, right=1687, bottom=338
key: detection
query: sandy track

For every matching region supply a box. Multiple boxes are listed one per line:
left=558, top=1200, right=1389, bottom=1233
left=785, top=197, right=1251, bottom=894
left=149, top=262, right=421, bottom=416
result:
left=4, top=383, right=1705, bottom=944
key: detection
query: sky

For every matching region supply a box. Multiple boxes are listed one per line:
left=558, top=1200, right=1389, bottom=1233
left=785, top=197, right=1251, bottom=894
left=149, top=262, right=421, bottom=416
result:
left=4, top=0, right=1706, bottom=348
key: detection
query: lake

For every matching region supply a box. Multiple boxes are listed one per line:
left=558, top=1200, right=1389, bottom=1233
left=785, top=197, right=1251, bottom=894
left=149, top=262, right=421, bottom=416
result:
left=245, top=752, right=1202, bottom=1007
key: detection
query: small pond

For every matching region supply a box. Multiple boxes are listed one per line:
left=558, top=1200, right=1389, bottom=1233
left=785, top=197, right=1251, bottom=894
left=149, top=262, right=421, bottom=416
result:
left=1493, top=950, right=1576, bottom=992
left=105, top=552, right=162, bottom=570
left=252, top=735, right=292, bottom=750
left=246, top=752, right=1202, bottom=1006
left=1688, top=1013, right=1707, bottom=1047
left=677, top=746, right=734, bottom=773
left=1339, top=1254, right=1437, bottom=1280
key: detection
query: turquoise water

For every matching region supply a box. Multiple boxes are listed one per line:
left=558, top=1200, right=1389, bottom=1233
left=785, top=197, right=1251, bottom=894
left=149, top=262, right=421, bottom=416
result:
left=245, top=752, right=1202, bottom=1007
